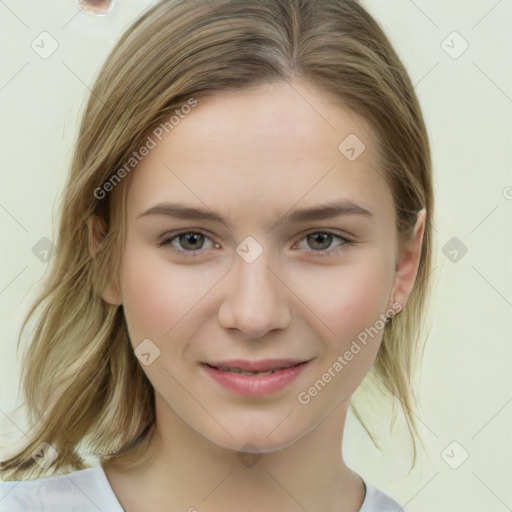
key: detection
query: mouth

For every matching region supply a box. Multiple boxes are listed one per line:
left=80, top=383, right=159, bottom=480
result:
left=200, top=359, right=312, bottom=396
left=203, top=359, right=309, bottom=375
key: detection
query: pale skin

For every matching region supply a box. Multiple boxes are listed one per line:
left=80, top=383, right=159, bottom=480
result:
left=89, top=80, right=425, bottom=512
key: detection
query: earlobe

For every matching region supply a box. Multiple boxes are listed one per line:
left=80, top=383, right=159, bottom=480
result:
left=87, top=215, right=122, bottom=306
left=102, top=278, right=122, bottom=306
left=103, top=284, right=122, bottom=306
left=389, top=209, right=426, bottom=313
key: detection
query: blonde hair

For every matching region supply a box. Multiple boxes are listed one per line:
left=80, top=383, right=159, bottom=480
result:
left=1, top=0, right=434, bottom=481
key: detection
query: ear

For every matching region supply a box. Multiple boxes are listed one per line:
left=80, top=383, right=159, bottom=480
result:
left=87, top=215, right=122, bottom=306
left=389, top=209, right=426, bottom=313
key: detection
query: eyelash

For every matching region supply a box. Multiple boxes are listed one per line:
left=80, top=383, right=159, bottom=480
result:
left=157, top=229, right=353, bottom=258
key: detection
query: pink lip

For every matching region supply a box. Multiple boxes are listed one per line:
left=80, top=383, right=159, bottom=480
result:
left=205, top=358, right=307, bottom=372
left=201, top=359, right=311, bottom=396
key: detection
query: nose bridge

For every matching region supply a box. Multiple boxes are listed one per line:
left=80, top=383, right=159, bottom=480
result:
left=235, top=243, right=277, bottom=297
left=218, top=237, right=290, bottom=338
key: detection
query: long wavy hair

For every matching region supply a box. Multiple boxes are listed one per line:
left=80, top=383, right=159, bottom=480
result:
left=1, top=0, right=435, bottom=481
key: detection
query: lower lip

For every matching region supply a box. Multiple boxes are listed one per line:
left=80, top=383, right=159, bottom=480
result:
left=202, top=362, right=309, bottom=397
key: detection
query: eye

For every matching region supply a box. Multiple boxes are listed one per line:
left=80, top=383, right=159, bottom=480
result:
left=158, top=229, right=352, bottom=258
left=157, top=230, right=218, bottom=257
left=292, top=231, right=352, bottom=256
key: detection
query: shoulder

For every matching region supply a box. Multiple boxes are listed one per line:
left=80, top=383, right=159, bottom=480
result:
left=359, top=478, right=408, bottom=512
left=0, top=465, right=123, bottom=512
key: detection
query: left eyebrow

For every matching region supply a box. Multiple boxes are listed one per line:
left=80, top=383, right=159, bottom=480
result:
left=137, top=199, right=374, bottom=227
left=277, top=199, right=374, bottom=225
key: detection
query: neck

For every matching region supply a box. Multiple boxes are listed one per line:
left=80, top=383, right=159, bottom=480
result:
left=104, top=393, right=365, bottom=512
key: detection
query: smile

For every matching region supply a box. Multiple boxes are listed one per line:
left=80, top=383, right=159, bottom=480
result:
left=201, top=359, right=311, bottom=396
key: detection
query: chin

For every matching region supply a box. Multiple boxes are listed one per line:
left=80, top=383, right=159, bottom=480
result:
left=211, top=434, right=302, bottom=455
left=197, top=418, right=313, bottom=455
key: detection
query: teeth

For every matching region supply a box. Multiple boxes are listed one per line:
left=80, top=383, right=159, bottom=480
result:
left=217, top=365, right=280, bottom=376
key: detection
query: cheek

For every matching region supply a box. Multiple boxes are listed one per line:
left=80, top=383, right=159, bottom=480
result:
left=118, top=246, right=205, bottom=345
left=293, top=255, right=390, bottom=343
left=293, top=260, right=391, bottom=407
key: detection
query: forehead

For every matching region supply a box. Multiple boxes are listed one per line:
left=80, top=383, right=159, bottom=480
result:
left=125, top=81, right=394, bottom=227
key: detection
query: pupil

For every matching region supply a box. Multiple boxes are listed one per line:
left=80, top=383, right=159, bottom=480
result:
left=179, top=233, right=331, bottom=251
left=182, top=233, right=203, bottom=250
left=309, top=233, right=331, bottom=250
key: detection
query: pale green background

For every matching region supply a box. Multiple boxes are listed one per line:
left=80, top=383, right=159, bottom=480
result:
left=1, top=1, right=511, bottom=510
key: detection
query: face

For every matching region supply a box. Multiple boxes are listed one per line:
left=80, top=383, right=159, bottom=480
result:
left=96, top=80, right=424, bottom=454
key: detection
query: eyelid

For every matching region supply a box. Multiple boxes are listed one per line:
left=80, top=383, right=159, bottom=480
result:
left=156, top=228, right=218, bottom=255
left=157, top=228, right=354, bottom=257
left=156, top=228, right=215, bottom=245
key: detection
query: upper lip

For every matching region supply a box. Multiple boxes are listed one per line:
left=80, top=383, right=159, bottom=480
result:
left=204, top=358, right=310, bottom=372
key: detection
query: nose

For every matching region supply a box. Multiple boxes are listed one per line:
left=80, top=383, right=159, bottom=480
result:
left=217, top=246, right=291, bottom=340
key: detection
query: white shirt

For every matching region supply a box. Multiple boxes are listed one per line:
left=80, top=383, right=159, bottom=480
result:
left=0, top=465, right=407, bottom=511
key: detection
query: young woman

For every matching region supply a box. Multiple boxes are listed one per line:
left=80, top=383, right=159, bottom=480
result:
left=0, top=1, right=434, bottom=510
